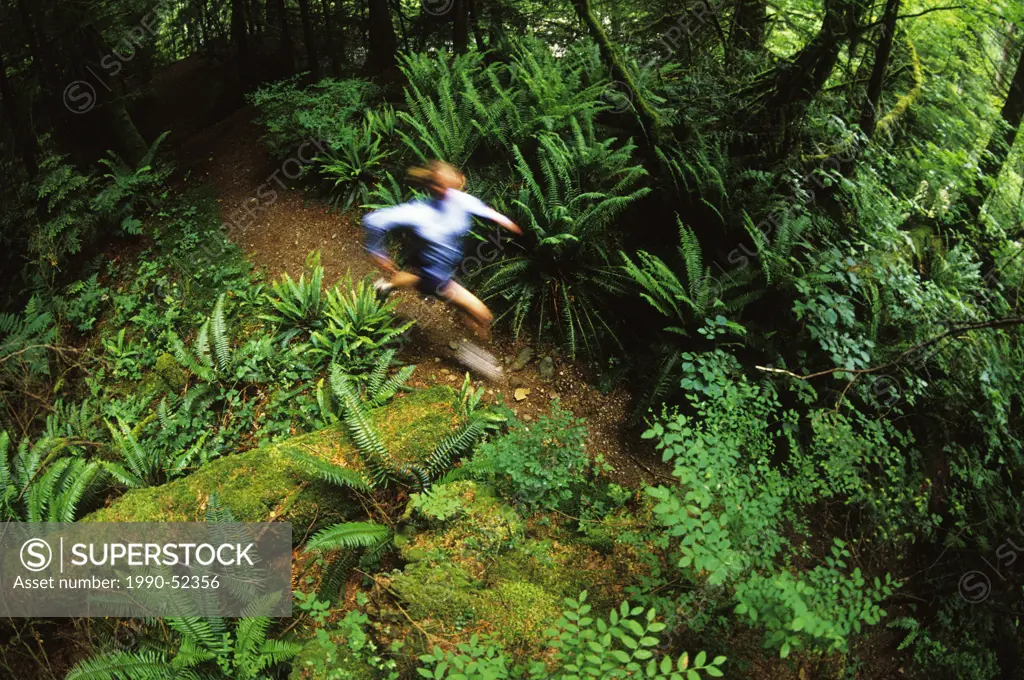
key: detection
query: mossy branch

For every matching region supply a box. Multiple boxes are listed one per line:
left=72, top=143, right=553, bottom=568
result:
left=876, top=35, right=924, bottom=140
left=568, top=0, right=666, bottom=146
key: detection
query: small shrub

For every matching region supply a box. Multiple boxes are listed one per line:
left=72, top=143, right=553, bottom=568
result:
left=466, top=402, right=589, bottom=510
left=249, top=77, right=375, bottom=162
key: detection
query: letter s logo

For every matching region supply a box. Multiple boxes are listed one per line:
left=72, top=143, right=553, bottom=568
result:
left=20, top=538, right=53, bottom=572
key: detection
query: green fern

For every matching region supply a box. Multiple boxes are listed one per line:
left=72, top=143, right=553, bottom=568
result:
left=168, top=293, right=271, bottom=386
left=476, top=136, right=650, bottom=358
left=67, top=614, right=300, bottom=680
left=92, top=131, right=173, bottom=235
left=65, top=649, right=172, bottom=680
left=306, top=275, right=414, bottom=369
left=306, top=520, right=391, bottom=552
left=289, top=452, right=374, bottom=493
left=330, top=363, right=398, bottom=487
left=397, top=51, right=484, bottom=166
left=422, top=418, right=490, bottom=479
left=0, top=296, right=57, bottom=386
left=317, top=125, right=391, bottom=210
left=621, top=217, right=714, bottom=327
left=104, top=416, right=160, bottom=488
left=0, top=432, right=104, bottom=522
left=262, top=251, right=327, bottom=340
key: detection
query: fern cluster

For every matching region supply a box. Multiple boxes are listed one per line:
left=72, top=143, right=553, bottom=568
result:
left=0, top=431, right=104, bottom=522
left=66, top=615, right=301, bottom=680
left=477, top=134, right=650, bottom=357
left=303, top=351, right=490, bottom=490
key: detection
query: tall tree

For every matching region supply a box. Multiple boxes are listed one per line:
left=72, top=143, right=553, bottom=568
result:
left=0, top=48, right=38, bottom=177
left=366, top=0, right=397, bottom=71
left=82, top=26, right=148, bottom=166
left=320, top=0, right=342, bottom=75
left=298, top=0, right=321, bottom=79
left=753, top=0, right=868, bottom=135
left=963, top=41, right=1024, bottom=224
left=270, top=0, right=296, bottom=74
left=231, top=0, right=249, bottom=84
left=15, top=0, right=49, bottom=98
left=453, top=0, right=470, bottom=54
left=729, top=0, right=767, bottom=57
left=469, top=0, right=487, bottom=51
left=859, top=0, right=901, bottom=137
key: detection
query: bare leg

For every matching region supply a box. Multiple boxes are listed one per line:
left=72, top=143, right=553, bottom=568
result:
left=440, top=280, right=493, bottom=341
left=389, top=271, right=421, bottom=289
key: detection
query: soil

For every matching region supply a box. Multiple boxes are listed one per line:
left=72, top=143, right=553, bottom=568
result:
left=171, top=103, right=670, bottom=489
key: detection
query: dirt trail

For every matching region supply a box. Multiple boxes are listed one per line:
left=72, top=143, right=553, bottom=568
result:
left=172, top=104, right=666, bottom=488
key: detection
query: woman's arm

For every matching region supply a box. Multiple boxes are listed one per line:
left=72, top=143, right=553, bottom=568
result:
left=363, top=203, right=424, bottom=269
left=460, top=193, right=523, bottom=234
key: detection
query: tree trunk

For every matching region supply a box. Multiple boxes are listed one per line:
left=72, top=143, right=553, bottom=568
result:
left=16, top=0, right=49, bottom=94
left=231, top=0, right=250, bottom=85
left=320, top=0, right=342, bottom=75
left=103, top=99, right=150, bottom=167
left=453, top=0, right=470, bottom=54
left=760, top=0, right=867, bottom=119
left=487, top=2, right=505, bottom=51
left=249, top=0, right=264, bottom=39
left=392, top=0, right=411, bottom=53
left=963, top=44, right=1024, bottom=224
left=366, top=0, right=397, bottom=72
left=729, top=0, right=767, bottom=56
left=298, top=0, right=321, bottom=79
left=569, top=0, right=664, bottom=146
left=193, top=0, right=210, bottom=51
left=859, top=0, right=900, bottom=137
left=0, top=49, right=39, bottom=178
left=469, top=0, right=487, bottom=52
left=271, top=0, right=296, bottom=74
left=83, top=27, right=149, bottom=166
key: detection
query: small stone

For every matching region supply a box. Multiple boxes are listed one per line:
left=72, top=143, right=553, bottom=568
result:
left=538, top=356, right=555, bottom=379
left=549, top=391, right=559, bottom=400
left=514, top=387, right=531, bottom=401
left=522, top=413, right=534, bottom=422
left=449, top=341, right=460, bottom=350
left=511, top=347, right=535, bottom=371
left=509, top=375, right=525, bottom=389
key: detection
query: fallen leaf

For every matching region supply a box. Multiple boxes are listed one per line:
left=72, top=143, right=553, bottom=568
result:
left=514, top=388, right=531, bottom=401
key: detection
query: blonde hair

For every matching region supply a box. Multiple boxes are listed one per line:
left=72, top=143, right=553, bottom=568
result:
left=407, top=160, right=465, bottom=191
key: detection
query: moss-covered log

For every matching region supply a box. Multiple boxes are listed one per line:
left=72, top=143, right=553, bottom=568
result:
left=83, top=387, right=461, bottom=531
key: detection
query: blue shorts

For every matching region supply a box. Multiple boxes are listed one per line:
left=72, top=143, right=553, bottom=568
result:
left=415, top=270, right=452, bottom=297
left=409, top=240, right=457, bottom=298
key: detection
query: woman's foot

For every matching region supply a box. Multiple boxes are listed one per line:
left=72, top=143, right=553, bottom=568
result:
left=373, top=278, right=395, bottom=301
left=456, top=342, right=503, bottom=381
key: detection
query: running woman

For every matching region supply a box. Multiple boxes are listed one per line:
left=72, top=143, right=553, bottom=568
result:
left=362, top=160, right=522, bottom=378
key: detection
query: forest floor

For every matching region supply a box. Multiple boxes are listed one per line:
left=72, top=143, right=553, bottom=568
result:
left=152, top=74, right=670, bottom=487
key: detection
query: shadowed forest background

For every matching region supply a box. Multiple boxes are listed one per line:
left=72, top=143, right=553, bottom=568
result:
left=1, top=0, right=1024, bottom=677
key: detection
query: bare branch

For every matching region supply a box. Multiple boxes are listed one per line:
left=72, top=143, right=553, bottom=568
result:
left=756, top=316, right=1024, bottom=381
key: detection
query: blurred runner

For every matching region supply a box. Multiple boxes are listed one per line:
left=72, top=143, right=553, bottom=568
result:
left=362, top=160, right=522, bottom=380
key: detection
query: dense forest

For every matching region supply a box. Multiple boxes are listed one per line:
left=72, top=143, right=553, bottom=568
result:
left=1, top=0, right=1023, bottom=677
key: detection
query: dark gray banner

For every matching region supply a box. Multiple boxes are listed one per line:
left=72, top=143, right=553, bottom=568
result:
left=0, top=523, right=292, bottom=617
